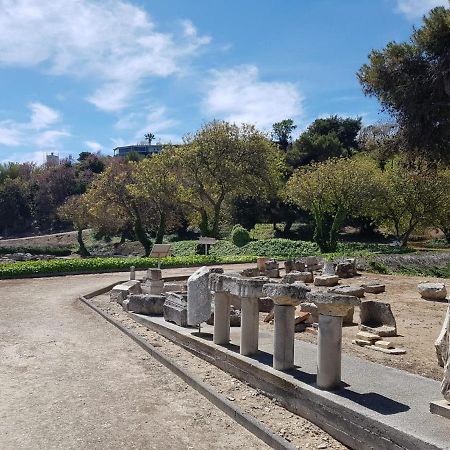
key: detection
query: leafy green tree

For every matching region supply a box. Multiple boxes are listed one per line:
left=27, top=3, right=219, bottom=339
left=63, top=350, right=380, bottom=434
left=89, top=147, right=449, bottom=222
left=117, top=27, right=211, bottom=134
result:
left=272, top=119, right=297, bottom=151
left=173, top=121, right=283, bottom=238
left=434, top=168, right=450, bottom=243
left=286, top=156, right=379, bottom=252
left=358, top=5, right=450, bottom=161
left=287, top=115, right=362, bottom=169
left=58, top=195, right=91, bottom=256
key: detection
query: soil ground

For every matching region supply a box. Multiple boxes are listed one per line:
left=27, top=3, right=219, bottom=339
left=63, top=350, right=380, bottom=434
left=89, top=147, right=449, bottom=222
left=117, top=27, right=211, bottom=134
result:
left=0, top=273, right=273, bottom=450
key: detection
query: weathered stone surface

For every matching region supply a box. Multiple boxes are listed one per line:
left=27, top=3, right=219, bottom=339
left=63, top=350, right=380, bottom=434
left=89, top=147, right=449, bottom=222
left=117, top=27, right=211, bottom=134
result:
left=418, top=282, right=447, bottom=301
left=306, top=291, right=360, bottom=317
left=430, top=400, right=450, bottom=419
left=343, top=306, right=354, bottom=325
left=322, top=261, right=335, bottom=276
left=209, top=273, right=268, bottom=299
left=283, top=271, right=313, bottom=284
left=257, top=257, right=270, bottom=272
left=141, top=279, right=164, bottom=295
left=368, top=346, right=406, bottom=355
left=284, top=260, right=294, bottom=274
left=262, top=282, right=310, bottom=306
left=163, top=282, right=180, bottom=292
left=206, top=307, right=241, bottom=327
left=435, top=306, right=450, bottom=367
left=335, top=259, right=358, bottom=278
left=329, top=285, right=365, bottom=298
left=359, top=300, right=397, bottom=337
left=110, top=280, right=141, bottom=305
left=375, top=340, right=394, bottom=349
left=129, top=266, right=135, bottom=280
left=187, top=266, right=223, bottom=326
left=240, top=268, right=260, bottom=277
left=314, top=275, right=339, bottom=287
left=258, top=297, right=274, bottom=313
left=356, top=331, right=380, bottom=341
left=300, top=302, right=319, bottom=323
left=361, top=281, right=385, bottom=294
left=163, top=292, right=188, bottom=327
left=146, top=268, right=162, bottom=281
left=123, top=294, right=165, bottom=315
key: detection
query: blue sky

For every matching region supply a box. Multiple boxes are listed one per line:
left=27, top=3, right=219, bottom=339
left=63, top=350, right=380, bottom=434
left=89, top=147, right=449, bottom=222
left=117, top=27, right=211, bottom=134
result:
left=0, top=0, right=446, bottom=163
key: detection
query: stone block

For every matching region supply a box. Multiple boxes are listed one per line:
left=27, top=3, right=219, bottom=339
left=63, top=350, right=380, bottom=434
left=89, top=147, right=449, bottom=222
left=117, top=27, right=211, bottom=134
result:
left=435, top=306, right=449, bottom=367
left=262, top=282, right=310, bottom=306
left=306, top=291, right=360, bottom=317
left=110, top=280, right=141, bottom=305
left=322, top=261, right=335, bottom=276
left=263, top=269, right=280, bottom=278
left=146, top=268, right=162, bottom=281
left=300, top=302, right=319, bottom=323
left=295, top=311, right=310, bottom=324
left=417, top=282, right=447, bottom=301
left=207, top=307, right=241, bottom=327
left=430, top=400, right=450, bottom=419
left=124, top=294, right=165, bottom=315
left=257, top=257, right=270, bottom=272
left=343, top=306, right=354, bottom=325
left=355, top=339, right=373, bottom=346
left=258, top=297, right=274, bottom=313
left=163, top=282, right=180, bottom=293
left=356, top=331, right=379, bottom=341
left=187, top=267, right=224, bottom=326
left=163, top=292, right=188, bottom=327
left=283, top=271, right=313, bottom=284
left=264, top=259, right=279, bottom=271
left=335, top=260, right=358, bottom=278
left=359, top=300, right=397, bottom=337
left=141, top=280, right=164, bottom=295
left=240, top=268, right=260, bottom=277
left=314, top=275, right=339, bottom=287
left=329, top=285, right=365, bottom=298
left=374, top=340, right=394, bottom=349
left=361, top=281, right=385, bottom=294
left=284, top=260, right=294, bottom=274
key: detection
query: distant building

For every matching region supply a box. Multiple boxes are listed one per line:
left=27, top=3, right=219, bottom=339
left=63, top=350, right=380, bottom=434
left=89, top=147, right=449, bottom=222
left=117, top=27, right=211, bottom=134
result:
left=113, top=143, right=163, bottom=157
left=46, top=152, right=60, bottom=166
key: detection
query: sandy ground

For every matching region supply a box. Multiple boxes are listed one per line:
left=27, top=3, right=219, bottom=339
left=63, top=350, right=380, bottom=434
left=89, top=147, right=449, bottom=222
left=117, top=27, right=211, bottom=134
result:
left=0, top=230, right=84, bottom=248
left=262, top=272, right=449, bottom=381
left=0, top=273, right=274, bottom=450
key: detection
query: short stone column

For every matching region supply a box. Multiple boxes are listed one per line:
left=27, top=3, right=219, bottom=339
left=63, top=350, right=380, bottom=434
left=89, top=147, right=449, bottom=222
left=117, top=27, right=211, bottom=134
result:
left=213, top=292, right=231, bottom=345
left=240, top=297, right=260, bottom=355
left=307, top=292, right=360, bottom=390
left=263, top=283, right=310, bottom=370
left=129, top=266, right=135, bottom=280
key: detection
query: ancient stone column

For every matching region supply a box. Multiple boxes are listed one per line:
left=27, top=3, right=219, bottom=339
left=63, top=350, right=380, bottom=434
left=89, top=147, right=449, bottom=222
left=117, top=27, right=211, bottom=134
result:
left=240, top=297, right=259, bottom=356
left=307, top=292, right=360, bottom=390
left=129, top=266, right=135, bottom=280
left=262, top=283, right=310, bottom=370
left=213, top=292, right=231, bottom=345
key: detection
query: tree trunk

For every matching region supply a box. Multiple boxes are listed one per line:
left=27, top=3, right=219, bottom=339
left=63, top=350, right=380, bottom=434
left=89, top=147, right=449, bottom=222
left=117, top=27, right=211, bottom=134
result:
left=199, top=209, right=210, bottom=236
left=442, top=227, right=450, bottom=245
left=77, top=228, right=90, bottom=257
left=328, top=207, right=346, bottom=253
left=120, top=232, right=126, bottom=244
left=134, top=216, right=151, bottom=256
left=211, top=201, right=223, bottom=238
left=155, top=213, right=166, bottom=244
left=313, top=208, right=329, bottom=253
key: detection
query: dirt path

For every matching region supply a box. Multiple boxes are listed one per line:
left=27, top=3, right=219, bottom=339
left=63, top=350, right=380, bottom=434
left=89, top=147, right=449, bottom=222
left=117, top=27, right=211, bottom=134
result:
left=0, top=273, right=269, bottom=450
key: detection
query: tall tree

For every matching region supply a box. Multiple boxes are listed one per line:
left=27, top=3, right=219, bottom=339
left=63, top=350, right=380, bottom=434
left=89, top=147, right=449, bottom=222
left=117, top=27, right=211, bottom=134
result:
left=144, top=132, right=155, bottom=145
left=272, top=119, right=297, bottom=151
left=358, top=4, right=450, bottom=161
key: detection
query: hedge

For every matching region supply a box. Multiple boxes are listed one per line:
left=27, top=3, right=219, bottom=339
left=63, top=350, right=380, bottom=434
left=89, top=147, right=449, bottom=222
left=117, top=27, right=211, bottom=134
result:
left=0, top=255, right=257, bottom=279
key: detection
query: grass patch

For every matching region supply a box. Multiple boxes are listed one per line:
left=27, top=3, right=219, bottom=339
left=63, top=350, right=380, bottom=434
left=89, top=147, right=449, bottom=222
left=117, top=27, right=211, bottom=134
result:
left=396, top=263, right=450, bottom=278
left=0, top=255, right=257, bottom=279
left=0, top=246, right=72, bottom=256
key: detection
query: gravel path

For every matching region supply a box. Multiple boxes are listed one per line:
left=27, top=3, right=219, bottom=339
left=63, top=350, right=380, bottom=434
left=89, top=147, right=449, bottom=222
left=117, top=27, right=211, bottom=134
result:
left=0, top=272, right=270, bottom=450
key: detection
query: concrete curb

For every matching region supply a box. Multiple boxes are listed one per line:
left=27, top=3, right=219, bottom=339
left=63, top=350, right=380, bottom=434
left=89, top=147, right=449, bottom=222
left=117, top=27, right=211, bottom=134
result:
left=79, top=295, right=297, bottom=450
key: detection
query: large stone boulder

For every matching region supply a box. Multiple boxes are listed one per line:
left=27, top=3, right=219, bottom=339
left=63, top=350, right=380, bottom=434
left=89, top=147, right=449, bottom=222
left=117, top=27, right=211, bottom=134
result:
left=417, top=282, right=447, bottom=301
left=329, top=285, right=365, bottom=298
left=110, top=280, right=141, bottom=305
left=187, top=266, right=223, bottom=326
left=361, top=281, right=385, bottom=294
left=123, top=294, right=165, bottom=315
left=314, top=275, right=339, bottom=287
left=359, top=300, right=397, bottom=337
left=335, top=259, right=358, bottom=278
left=164, top=292, right=188, bottom=327
left=282, top=271, right=313, bottom=284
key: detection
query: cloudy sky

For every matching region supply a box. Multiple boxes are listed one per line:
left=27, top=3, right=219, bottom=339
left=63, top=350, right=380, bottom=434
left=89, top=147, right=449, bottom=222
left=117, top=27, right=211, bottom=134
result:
left=0, top=0, right=446, bottom=163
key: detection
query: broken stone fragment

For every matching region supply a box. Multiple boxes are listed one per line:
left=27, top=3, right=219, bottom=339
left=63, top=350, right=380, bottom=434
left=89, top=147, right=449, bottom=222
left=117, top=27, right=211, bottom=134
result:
left=417, top=282, right=447, bottom=301
left=359, top=300, right=397, bottom=337
left=435, top=306, right=450, bottom=368
left=124, top=294, right=165, bottom=315
left=282, top=271, right=314, bottom=284
left=110, top=280, right=141, bottom=305
left=361, top=281, right=385, bottom=294
left=329, top=285, right=365, bottom=298
left=314, top=275, right=339, bottom=287
left=374, top=340, right=394, bottom=349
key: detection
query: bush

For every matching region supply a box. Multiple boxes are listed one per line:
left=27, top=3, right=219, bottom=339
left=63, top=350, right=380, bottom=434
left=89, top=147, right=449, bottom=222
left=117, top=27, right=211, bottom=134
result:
left=0, top=255, right=258, bottom=279
left=230, top=225, right=251, bottom=247
left=0, top=246, right=72, bottom=256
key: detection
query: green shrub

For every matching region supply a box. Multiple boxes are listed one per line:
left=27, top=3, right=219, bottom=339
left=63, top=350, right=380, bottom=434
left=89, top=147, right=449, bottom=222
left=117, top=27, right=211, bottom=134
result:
left=0, top=255, right=258, bottom=279
left=230, top=225, right=251, bottom=247
left=0, top=246, right=72, bottom=256
left=368, top=260, right=390, bottom=274
left=249, top=224, right=276, bottom=240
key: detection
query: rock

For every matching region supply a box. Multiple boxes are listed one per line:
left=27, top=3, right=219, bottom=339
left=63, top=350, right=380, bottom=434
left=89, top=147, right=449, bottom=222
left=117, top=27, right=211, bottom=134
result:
left=374, top=340, right=394, bottom=349
left=359, top=300, right=397, bottom=337
left=262, top=282, right=310, bottom=306
left=264, top=269, right=280, bottom=278
left=329, top=285, right=365, bottom=298
left=314, top=275, right=339, bottom=287
left=240, top=268, right=260, bottom=277
left=163, top=282, right=180, bottom=292
left=368, top=346, right=406, bottom=355
left=146, top=268, right=162, bottom=281
left=300, top=302, right=319, bottom=323
left=295, top=311, right=310, bottom=324
left=187, top=266, right=224, bottom=326
left=343, top=306, right=354, bottom=325
left=257, top=257, right=270, bottom=272
left=141, top=279, right=164, bottom=295
left=295, top=322, right=308, bottom=332
left=306, top=291, right=360, bottom=317
left=282, top=271, right=313, bottom=284
left=124, top=294, right=165, bottom=315
left=284, top=260, right=294, bottom=274
left=264, top=310, right=274, bottom=323
left=354, top=339, right=373, bottom=346
left=361, top=281, right=385, bottom=294
left=322, top=261, right=335, bottom=276
left=417, top=282, right=447, bottom=301
left=110, top=280, right=141, bottom=305
left=356, top=330, right=379, bottom=341
left=258, top=297, right=274, bottom=313
left=163, top=292, right=188, bottom=327
left=206, top=307, right=241, bottom=327
left=435, top=306, right=449, bottom=368
left=335, top=259, right=358, bottom=278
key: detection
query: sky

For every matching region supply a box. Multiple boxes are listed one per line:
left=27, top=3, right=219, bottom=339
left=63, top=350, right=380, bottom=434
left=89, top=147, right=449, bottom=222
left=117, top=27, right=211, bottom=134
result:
left=0, top=0, right=447, bottom=163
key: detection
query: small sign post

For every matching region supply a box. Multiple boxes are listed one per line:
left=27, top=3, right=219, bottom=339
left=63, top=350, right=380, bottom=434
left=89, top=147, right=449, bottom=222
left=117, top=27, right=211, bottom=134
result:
left=198, top=237, right=217, bottom=255
left=150, top=244, right=172, bottom=269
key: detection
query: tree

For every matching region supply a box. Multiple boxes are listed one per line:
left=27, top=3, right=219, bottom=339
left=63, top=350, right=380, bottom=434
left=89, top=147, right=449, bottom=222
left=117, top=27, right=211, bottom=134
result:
left=286, top=156, right=379, bottom=252
left=144, top=132, right=155, bottom=145
left=358, top=4, right=450, bottom=162
left=84, top=161, right=153, bottom=255
left=58, top=195, right=91, bottom=256
left=434, top=168, right=450, bottom=243
left=287, top=115, right=362, bottom=169
left=371, top=158, right=446, bottom=246
left=272, top=119, right=297, bottom=151
left=129, top=153, right=182, bottom=244
left=174, top=121, right=283, bottom=237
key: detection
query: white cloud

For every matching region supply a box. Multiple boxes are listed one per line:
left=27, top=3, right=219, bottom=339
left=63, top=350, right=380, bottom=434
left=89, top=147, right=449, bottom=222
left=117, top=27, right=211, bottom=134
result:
left=203, top=65, right=303, bottom=129
left=396, top=0, right=448, bottom=19
left=1, top=151, right=45, bottom=164
left=0, top=103, right=69, bottom=150
left=84, top=140, right=103, bottom=152
left=0, top=0, right=210, bottom=112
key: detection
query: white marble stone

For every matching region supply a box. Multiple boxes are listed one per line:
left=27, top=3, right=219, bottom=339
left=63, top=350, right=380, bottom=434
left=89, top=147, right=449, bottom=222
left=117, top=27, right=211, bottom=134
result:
left=418, top=282, right=447, bottom=301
